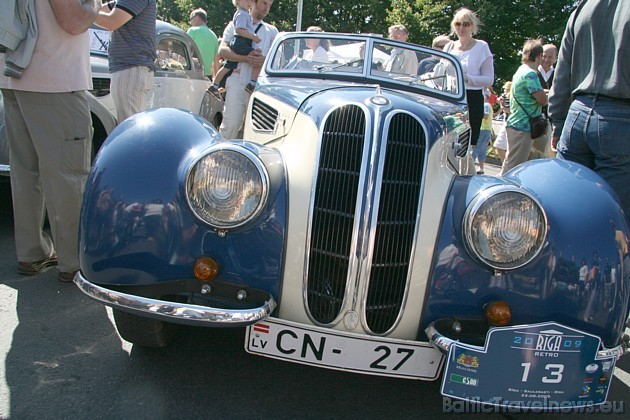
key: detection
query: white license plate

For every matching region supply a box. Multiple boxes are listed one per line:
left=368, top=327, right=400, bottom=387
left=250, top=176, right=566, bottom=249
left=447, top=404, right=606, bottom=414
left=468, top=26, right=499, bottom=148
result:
left=245, top=317, right=444, bottom=380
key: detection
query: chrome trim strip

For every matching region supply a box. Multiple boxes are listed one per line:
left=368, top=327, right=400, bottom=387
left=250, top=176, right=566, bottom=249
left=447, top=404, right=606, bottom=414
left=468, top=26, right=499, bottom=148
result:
left=360, top=110, right=428, bottom=336
left=74, top=272, right=276, bottom=326
left=425, top=321, right=630, bottom=358
left=303, top=102, right=373, bottom=328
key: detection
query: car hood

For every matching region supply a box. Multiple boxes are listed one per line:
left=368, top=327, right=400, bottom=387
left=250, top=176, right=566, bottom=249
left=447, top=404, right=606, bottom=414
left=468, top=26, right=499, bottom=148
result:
left=253, top=77, right=465, bottom=146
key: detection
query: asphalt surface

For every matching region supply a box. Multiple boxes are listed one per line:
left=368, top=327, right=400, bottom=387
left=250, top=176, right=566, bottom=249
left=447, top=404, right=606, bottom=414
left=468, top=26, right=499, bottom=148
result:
left=0, top=176, right=629, bottom=419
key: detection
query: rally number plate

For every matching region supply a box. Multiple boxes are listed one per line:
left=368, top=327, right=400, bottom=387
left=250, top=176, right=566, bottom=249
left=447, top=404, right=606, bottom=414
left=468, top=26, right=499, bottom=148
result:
left=441, top=322, right=617, bottom=409
left=245, top=317, right=443, bottom=380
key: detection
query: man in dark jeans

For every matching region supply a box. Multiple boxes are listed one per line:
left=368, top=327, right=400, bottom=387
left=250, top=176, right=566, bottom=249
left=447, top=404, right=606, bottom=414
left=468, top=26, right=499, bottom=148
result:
left=549, top=0, right=630, bottom=224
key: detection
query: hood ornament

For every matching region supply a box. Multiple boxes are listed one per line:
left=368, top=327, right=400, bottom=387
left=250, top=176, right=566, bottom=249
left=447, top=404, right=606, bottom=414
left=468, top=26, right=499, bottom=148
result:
left=370, top=85, right=390, bottom=106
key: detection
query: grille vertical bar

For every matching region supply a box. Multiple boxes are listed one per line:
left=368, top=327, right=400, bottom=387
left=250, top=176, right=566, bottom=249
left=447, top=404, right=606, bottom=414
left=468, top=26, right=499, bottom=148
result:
left=306, top=105, right=366, bottom=324
left=365, top=113, right=425, bottom=334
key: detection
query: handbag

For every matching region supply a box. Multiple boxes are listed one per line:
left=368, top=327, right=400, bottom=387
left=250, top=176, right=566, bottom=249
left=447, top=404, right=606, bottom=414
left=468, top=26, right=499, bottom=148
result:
left=512, top=95, right=547, bottom=139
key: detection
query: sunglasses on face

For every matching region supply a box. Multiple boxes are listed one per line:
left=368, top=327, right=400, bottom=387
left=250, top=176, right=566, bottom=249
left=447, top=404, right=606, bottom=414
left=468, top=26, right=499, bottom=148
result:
left=454, top=21, right=472, bottom=28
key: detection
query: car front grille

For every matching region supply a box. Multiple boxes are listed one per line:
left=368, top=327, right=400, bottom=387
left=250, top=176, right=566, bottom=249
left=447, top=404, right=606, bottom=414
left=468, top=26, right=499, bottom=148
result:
left=306, top=105, right=426, bottom=334
left=251, top=98, right=279, bottom=131
left=90, top=77, right=111, bottom=97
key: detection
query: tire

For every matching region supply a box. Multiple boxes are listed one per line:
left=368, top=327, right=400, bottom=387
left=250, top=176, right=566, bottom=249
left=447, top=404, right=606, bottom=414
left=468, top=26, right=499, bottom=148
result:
left=112, top=309, right=178, bottom=348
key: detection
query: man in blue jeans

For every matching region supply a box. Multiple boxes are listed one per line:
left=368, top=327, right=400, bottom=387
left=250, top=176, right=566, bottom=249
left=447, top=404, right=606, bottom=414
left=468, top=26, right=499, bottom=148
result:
left=549, top=0, right=630, bottom=222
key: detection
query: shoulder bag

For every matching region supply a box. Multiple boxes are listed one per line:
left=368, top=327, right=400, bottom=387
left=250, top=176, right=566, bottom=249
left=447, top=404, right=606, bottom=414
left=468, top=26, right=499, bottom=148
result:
left=512, top=95, right=547, bottom=139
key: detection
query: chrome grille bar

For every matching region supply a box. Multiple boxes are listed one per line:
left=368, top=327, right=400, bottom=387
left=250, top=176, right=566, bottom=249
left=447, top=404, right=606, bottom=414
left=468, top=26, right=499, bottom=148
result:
left=306, top=105, right=366, bottom=324
left=365, top=113, right=425, bottom=334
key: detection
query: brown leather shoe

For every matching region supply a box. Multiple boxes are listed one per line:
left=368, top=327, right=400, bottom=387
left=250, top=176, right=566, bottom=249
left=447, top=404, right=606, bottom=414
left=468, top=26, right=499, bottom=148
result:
left=58, top=271, right=78, bottom=283
left=17, top=253, right=58, bottom=275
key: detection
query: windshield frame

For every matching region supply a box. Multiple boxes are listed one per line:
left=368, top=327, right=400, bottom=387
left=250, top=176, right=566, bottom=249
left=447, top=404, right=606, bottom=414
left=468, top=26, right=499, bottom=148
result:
left=263, top=32, right=466, bottom=102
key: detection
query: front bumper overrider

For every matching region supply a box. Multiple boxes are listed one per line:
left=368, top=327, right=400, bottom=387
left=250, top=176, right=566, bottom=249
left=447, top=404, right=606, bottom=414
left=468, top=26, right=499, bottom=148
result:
left=74, top=272, right=276, bottom=326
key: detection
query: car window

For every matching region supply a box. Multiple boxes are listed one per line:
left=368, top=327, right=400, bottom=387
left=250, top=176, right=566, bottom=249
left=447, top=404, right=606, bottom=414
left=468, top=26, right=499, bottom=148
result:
left=156, top=38, right=190, bottom=71
left=189, top=44, right=204, bottom=74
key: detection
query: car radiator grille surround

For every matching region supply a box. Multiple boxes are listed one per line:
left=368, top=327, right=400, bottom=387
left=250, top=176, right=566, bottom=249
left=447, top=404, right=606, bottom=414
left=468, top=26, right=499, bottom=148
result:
left=251, top=98, right=279, bottom=131
left=306, top=106, right=425, bottom=335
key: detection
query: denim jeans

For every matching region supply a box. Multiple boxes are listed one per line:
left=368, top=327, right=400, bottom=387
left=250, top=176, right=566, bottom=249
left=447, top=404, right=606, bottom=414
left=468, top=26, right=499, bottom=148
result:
left=472, top=129, right=491, bottom=163
left=556, top=95, right=630, bottom=220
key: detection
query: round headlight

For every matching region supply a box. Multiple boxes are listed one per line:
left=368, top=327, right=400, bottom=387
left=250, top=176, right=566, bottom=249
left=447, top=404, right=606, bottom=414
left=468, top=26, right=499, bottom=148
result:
left=464, top=186, right=547, bottom=270
left=187, top=145, right=268, bottom=229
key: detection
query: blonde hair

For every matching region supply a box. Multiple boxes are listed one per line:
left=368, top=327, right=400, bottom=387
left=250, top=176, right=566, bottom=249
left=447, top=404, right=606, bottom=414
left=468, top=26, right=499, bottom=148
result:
left=388, top=24, right=408, bottom=36
left=432, top=34, right=451, bottom=48
left=306, top=26, right=329, bottom=51
left=450, top=8, right=481, bottom=36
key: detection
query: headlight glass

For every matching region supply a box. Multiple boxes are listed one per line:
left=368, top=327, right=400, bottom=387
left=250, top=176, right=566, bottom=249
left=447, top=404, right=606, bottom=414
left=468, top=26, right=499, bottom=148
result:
left=464, top=187, right=547, bottom=270
left=187, top=146, right=268, bottom=229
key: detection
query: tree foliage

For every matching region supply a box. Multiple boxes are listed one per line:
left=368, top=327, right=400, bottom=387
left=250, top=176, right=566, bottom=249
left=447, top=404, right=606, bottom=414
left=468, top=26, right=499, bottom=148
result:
left=157, top=0, right=578, bottom=87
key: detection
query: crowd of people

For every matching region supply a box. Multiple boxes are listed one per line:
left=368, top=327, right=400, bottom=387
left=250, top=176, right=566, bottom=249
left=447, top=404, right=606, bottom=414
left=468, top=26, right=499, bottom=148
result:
left=0, top=0, right=628, bottom=283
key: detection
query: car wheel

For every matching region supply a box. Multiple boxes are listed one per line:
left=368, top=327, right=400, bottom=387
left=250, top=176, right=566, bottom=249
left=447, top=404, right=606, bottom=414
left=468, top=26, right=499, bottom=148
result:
left=91, top=114, right=108, bottom=161
left=112, top=309, right=178, bottom=348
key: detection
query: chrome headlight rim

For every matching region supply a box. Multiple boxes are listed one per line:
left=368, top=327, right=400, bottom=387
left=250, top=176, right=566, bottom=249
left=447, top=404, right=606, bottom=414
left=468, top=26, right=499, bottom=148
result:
left=185, top=143, right=269, bottom=230
left=463, top=185, right=548, bottom=271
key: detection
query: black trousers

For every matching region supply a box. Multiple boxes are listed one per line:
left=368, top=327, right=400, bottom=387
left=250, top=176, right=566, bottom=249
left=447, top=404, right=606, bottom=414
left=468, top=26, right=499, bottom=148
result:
left=467, top=89, right=484, bottom=146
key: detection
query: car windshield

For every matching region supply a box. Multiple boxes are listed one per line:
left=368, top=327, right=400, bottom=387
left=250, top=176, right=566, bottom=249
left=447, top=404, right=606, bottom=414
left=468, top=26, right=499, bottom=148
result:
left=267, top=33, right=463, bottom=99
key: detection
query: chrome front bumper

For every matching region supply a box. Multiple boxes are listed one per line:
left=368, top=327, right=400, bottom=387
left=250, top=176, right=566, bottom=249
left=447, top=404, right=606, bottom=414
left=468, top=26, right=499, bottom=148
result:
left=74, top=272, right=276, bottom=327
left=425, top=320, right=630, bottom=360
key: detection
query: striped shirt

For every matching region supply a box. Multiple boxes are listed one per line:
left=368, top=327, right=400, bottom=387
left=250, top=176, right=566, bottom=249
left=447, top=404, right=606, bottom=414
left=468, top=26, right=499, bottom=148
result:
left=108, top=0, right=156, bottom=73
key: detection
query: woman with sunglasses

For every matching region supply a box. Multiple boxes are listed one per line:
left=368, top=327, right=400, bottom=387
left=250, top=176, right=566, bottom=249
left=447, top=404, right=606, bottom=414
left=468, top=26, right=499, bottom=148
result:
left=443, top=8, right=494, bottom=147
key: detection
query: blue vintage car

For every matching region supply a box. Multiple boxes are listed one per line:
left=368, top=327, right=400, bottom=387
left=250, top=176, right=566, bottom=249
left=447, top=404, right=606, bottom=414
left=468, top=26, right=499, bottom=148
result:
left=75, top=32, right=629, bottom=410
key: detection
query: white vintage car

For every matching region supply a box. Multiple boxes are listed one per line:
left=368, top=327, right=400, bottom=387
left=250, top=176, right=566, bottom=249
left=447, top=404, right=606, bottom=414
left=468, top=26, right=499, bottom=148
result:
left=0, top=21, right=222, bottom=175
left=75, top=31, right=629, bottom=410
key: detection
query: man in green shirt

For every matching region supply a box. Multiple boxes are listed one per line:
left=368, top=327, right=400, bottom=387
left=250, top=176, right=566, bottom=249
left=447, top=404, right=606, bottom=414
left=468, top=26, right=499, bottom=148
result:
left=187, top=8, right=219, bottom=78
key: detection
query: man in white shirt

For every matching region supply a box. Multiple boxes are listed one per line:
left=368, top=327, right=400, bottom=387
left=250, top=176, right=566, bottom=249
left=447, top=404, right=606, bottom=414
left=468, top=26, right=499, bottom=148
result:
left=218, top=0, right=278, bottom=139
left=538, top=44, right=557, bottom=90
left=385, top=25, right=418, bottom=75
left=531, top=43, right=557, bottom=159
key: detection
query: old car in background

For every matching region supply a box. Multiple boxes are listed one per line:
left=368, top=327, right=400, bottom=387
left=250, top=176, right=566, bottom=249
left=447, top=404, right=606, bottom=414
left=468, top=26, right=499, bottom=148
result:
left=75, top=31, right=629, bottom=410
left=0, top=21, right=222, bottom=176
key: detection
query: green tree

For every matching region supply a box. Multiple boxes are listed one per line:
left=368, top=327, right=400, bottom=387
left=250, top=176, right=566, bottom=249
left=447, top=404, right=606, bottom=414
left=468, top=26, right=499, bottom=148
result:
left=158, top=0, right=391, bottom=35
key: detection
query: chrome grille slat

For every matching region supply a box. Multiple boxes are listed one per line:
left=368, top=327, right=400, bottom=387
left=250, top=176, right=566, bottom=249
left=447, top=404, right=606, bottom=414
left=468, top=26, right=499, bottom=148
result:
left=306, top=105, right=366, bottom=324
left=251, top=98, right=279, bottom=131
left=365, top=113, right=424, bottom=334
left=456, top=128, right=470, bottom=158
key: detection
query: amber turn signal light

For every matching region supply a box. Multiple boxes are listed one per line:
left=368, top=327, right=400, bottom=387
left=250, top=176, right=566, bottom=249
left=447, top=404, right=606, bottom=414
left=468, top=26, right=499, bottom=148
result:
left=194, top=256, right=219, bottom=281
left=484, top=301, right=511, bottom=326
